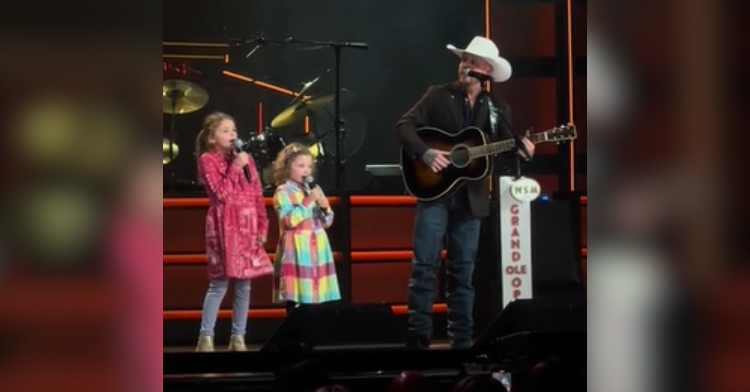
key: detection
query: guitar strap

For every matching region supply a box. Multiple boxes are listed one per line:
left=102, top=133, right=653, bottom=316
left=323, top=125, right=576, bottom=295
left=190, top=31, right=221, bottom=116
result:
left=486, top=94, right=529, bottom=160
left=486, top=94, right=500, bottom=141
left=485, top=94, right=501, bottom=196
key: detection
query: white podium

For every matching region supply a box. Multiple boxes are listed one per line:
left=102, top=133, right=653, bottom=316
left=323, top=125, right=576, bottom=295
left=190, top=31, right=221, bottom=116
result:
left=497, top=176, right=541, bottom=308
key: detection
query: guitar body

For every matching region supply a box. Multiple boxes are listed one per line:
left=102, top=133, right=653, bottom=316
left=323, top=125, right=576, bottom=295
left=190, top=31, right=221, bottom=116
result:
left=400, top=126, right=490, bottom=201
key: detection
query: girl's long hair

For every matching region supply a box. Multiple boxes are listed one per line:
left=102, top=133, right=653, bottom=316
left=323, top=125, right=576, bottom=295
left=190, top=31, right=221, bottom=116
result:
left=194, top=111, right=234, bottom=184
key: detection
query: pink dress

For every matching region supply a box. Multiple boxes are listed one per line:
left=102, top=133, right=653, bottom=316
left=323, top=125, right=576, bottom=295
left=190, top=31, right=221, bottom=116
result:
left=197, top=151, right=272, bottom=280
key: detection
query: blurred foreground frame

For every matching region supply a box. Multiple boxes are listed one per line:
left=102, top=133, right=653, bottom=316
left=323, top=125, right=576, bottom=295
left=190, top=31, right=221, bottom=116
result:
left=589, top=0, right=750, bottom=392
left=0, top=4, right=163, bottom=392
left=0, top=29, right=158, bottom=272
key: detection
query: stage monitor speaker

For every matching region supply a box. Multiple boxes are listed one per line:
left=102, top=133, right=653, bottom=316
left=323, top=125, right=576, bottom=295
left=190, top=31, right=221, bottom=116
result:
left=474, top=199, right=584, bottom=334
left=363, top=164, right=405, bottom=194
left=473, top=298, right=586, bottom=364
left=529, top=200, right=583, bottom=294
left=260, top=303, right=406, bottom=352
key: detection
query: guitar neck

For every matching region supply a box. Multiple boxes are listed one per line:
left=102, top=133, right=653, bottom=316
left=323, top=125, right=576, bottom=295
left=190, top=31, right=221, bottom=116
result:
left=469, top=133, right=545, bottom=158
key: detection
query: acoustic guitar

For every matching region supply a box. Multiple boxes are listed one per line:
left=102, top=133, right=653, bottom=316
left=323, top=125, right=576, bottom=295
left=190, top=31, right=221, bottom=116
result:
left=400, top=124, right=577, bottom=201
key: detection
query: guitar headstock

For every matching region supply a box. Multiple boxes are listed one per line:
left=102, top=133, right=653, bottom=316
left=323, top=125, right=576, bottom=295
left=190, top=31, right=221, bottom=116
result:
left=539, top=124, right=577, bottom=143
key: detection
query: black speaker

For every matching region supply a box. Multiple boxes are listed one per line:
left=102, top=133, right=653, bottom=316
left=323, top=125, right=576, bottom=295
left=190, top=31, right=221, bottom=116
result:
left=261, top=303, right=406, bottom=352
left=474, top=199, right=585, bottom=335
left=473, top=298, right=586, bottom=364
left=529, top=200, right=583, bottom=294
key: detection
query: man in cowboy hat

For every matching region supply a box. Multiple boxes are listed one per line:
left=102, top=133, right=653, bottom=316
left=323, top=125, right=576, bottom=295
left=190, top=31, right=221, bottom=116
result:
left=395, top=36, right=535, bottom=349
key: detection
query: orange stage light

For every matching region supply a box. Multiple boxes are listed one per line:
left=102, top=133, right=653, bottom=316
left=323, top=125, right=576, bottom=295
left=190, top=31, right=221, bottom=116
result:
left=222, top=70, right=313, bottom=100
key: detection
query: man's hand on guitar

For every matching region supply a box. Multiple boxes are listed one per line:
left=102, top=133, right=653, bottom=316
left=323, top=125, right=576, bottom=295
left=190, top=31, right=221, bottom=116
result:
left=422, top=149, right=451, bottom=173
left=516, top=129, right=536, bottom=161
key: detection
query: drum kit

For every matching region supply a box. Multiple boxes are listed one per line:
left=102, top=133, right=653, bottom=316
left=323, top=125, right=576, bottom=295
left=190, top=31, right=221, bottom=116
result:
left=162, top=79, right=209, bottom=168
left=162, top=77, right=333, bottom=189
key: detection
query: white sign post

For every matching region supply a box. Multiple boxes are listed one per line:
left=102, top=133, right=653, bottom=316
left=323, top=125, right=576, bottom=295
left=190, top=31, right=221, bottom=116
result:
left=498, top=176, right=541, bottom=308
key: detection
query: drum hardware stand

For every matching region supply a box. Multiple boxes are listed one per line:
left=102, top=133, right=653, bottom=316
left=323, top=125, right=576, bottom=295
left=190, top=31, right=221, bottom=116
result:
left=304, top=108, right=328, bottom=170
left=162, top=79, right=208, bottom=193
left=289, top=75, right=322, bottom=106
left=166, top=91, right=180, bottom=192
left=284, top=36, right=368, bottom=191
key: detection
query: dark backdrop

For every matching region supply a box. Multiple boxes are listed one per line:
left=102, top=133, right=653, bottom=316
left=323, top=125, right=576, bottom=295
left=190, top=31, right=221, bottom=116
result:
left=164, top=0, right=484, bottom=192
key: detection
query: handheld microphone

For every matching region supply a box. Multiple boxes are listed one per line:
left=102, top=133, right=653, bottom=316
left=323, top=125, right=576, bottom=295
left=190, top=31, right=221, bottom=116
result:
left=303, top=175, right=329, bottom=214
left=232, top=139, right=252, bottom=183
left=232, top=138, right=248, bottom=152
left=462, top=68, right=494, bottom=82
left=303, top=175, right=316, bottom=189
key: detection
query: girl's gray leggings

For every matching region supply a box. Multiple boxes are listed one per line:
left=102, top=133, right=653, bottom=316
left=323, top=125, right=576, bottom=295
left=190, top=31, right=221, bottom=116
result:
left=199, top=277, right=251, bottom=336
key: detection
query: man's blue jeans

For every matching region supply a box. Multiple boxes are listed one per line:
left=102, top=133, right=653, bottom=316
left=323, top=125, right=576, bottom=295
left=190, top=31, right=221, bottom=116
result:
left=407, top=189, right=481, bottom=349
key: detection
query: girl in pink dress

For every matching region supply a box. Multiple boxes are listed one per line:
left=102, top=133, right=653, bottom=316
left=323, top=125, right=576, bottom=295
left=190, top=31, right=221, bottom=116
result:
left=193, top=111, right=273, bottom=352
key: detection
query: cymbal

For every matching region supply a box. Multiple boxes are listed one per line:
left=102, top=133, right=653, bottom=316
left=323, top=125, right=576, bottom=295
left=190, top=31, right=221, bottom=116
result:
left=285, top=133, right=324, bottom=158
left=270, top=93, right=334, bottom=128
left=296, top=75, right=321, bottom=100
left=163, top=79, right=209, bottom=114
left=163, top=138, right=179, bottom=164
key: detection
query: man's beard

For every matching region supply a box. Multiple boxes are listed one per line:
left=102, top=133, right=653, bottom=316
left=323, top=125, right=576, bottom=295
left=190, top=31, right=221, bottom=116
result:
left=458, top=74, right=480, bottom=88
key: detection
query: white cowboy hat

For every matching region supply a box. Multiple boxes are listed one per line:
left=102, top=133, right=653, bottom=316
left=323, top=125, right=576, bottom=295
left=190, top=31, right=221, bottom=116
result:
left=447, top=36, right=512, bottom=82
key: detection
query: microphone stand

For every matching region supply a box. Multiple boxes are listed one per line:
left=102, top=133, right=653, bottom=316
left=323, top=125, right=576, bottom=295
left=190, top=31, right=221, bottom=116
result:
left=479, top=77, right=530, bottom=181
left=229, top=33, right=286, bottom=59
left=284, top=36, right=368, bottom=192
left=495, top=103, right=528, bottom=180
left=481, top=82, right=529, bottom=203
left=167, top=88, right=180, bottom=192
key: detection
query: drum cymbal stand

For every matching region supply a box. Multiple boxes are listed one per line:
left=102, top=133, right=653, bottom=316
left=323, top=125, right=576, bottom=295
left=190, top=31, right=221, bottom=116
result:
left=162, top=79, right=209, bottom=191
left=167, top=96, right=177, bottom=191
left=283, top=36, right=368, bottom=191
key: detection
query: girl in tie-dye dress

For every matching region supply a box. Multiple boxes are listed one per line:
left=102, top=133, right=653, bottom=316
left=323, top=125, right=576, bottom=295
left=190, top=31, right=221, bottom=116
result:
left=271, top=143, right=341, bottom=313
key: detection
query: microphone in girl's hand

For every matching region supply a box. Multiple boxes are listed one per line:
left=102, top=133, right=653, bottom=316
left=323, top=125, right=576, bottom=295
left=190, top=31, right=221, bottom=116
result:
left=231, top=139, right=252, bottom=183
left=303, top=175, right=316, bottom=188
left=232, top=138, right=248, bottom=152
left=304, top=176, right=329, bottom=214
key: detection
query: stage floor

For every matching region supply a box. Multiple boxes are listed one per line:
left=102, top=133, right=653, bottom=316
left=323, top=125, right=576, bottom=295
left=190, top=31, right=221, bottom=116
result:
left=164, top=340, right=452, bottom=353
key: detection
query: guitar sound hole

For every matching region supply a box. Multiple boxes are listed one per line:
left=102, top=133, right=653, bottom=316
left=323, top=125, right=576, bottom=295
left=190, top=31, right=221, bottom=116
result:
left=450, top=145, right=471, bottom=168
